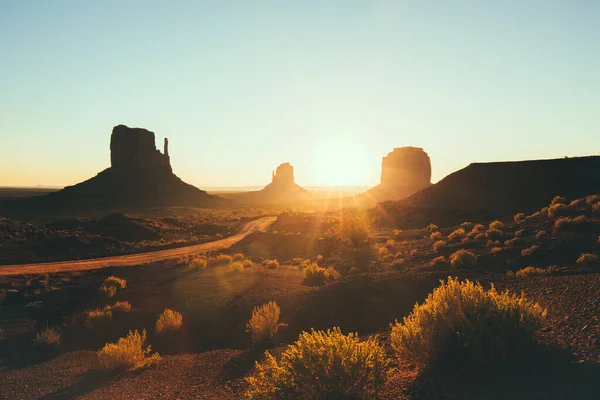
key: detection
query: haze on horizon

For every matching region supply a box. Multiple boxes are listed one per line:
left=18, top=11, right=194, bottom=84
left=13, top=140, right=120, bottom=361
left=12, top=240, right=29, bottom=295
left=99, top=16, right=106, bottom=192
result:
left=1, top=1, right=599, bottom=189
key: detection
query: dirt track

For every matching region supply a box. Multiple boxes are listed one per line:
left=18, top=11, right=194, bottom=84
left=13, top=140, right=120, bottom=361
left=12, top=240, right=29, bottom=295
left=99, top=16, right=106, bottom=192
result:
left=0, top=216, right=276, bottom=276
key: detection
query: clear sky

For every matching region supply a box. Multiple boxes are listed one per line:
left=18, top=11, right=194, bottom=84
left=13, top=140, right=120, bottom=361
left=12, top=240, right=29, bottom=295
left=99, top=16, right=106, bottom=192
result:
left=1, top=1, right=599, bottom=188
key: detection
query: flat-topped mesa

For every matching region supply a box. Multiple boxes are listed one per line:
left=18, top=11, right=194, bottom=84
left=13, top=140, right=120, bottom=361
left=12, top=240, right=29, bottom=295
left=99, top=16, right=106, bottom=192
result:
left=271, top=162, right=295, bottom=188
left=381, top=147, right=431, bottom=189
left=110, top=125, right=171, bottom=171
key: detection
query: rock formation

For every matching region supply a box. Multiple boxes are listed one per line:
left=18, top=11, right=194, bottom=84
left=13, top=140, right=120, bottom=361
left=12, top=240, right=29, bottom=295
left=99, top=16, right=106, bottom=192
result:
left=365, top=147, right=432, bottom=202
left=14, top=125, right=228, bottom=212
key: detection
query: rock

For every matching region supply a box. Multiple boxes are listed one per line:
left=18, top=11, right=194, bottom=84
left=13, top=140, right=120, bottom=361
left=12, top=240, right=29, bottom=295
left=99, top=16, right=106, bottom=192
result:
left=110, top=125, right=171, bottom=171
left=271, top=163, right=295, bottom=188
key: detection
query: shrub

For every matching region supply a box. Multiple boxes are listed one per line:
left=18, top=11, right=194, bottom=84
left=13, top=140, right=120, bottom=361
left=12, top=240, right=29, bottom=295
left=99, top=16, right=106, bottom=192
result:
left=99, top=285, right=117, bottom=298
left=514, top=213, right=525, bottom=223
left=516, top=266, right=557, bottom=277
left=230, top=261, right=245, bottom=272
left=384, top=239, right=396, bottom=252
left=491, top=247, right=503, bottom=255
left=216, top=254, right=233, bottom=265
left=472, top=224, right=486, bottom=232
left=99, top=276, right=127, bottom=298
left=337, top=214, right=370, bottom=247
left=569, top=199, right=582, bottom=207
left=85, top=308, right=113, bottom=328
left=97, top=330, right=160, bottom=371
left=489, top=220, right=504, bottom=230
left=391, top=277, right=547, bottom=365
left=430, top=255, right=447, bottom=267
left=246, top=328, right=389, bottom=399
left=304, top=263, right=330, bottom=285
left=111, top=301, right=132, bottom=313
left=548, top=203, right=568, bottom=218
left=430, top=231, right=443, bottom=240
left=535, top=230, right=549, bottom=240
left=34, top=327, right=61, bottom=346
left=576, top=253, right=599, bottom=266
left=233, top=253, right=246, bottom=261
left=450, top=249, right=477, bottom=269
left=448, top=228, right=466, bottom=242
left=427, top=223, right=439, bottom=232
left=393, top=229, right=403, bottom=240
left=521, top=245, right=540, bottom=257
left=156, top=309, right=183, bottom=334
left=504, top=237, right=523, bottom=247
left=246, top=301, right=283, bottom=345
left=460, top=221, right=473, bottom=230
left=433, top=240, right=446, bottom=253
left=243, top=259, right=254, bottom=268
left=585, top=194, right=600, bottom=205
left=486, top=229, right=503, bottom=239
left=593, top=202, right=600, bottom=212
left=551, top=196, right=567, bottom=205
left=474, top=232, right=487, bottom=241
left=514, top=229, right=524, bottom=237
left=265, top=259, right=279, bottom=269
left=190, top=257, right=207, bottom=269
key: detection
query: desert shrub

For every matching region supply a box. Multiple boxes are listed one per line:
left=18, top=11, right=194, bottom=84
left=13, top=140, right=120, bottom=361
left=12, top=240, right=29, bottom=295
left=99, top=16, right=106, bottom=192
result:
left=265, top=259, right=279, bottom=269
left=230, top=261, right=245, bottom=272
left=393, top=229, right=403, bottom=240
left=246, top=301, right=283, bottom=346
left=504, top=237, right=523, bottom=247
left=243, top=259, right=254, bottom=268
left=474, top=232, right=487, bottom=241
left=536, top=230, right=549, bottom=240
left=410, top=249, right=418, bottom=256
left=460, top=221, right=473, bottom=230
left=304, top=262, right=330, bottom=285
left=216, top=254, right=233, bottom=265
left=514, top=229, right=524, bottom=237
left=34, top=327, right=61, bottom=346
left=489, top=220, right=504, bottom=230
left=551, top=196, right=567, bottom=205
left=97, top=329, right=160, bottom=371
left=427, top=223, right=439, bottom=232
left=548, top=203, right=568, bottom=218
left=569, top=199, right=582, bottom=207
left=99, top=276, right=127, bottom=298
left=593, top=202, right=600, bottom=212
left=491, top=247, right=503, bottom=255
left=111, top=301, right=132, bottom=313
left=461, top=237, right=470, bottom=245
left=486, top=229, right=503, bottom=239
left=430, top=255, right=447, bottom=267
left=391, top=277, right=547, bottom=365
left=450, top=249, right=477, bottom=269
left=585, top=194, right=600, bottom=205
left=433, top=240, right=446, bottom=253
left=448, top=228, right=466, bottom=242
left=337, top=214, right=370, bottom=247
left=246, top=327, right=389, bottom=399
left=430, top=231, right=443, bottom=240
left=384, top=239, right=396, bottom=252
left=85, top=308, right=113, bottom=328
left=472, top=224, right=486, bottom=232
left=514, top=213, right=525, bottom=223
left=391, top=258, right=405, bottom=270
left=516, top=266, right=557, bottom=277
left=190, top=257, right=207, bottom=269
left=156, top=309, right=183, bottom=334
left=521, top=245, right=540, bottom=257
left=233, top=253, right=246, bottom=261
left=576, top=253, right=599, bottom=266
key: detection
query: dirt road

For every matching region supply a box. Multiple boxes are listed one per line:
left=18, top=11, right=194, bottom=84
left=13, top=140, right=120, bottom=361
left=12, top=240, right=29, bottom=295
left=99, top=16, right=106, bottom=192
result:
left=0, top=216, right=276, bottom=276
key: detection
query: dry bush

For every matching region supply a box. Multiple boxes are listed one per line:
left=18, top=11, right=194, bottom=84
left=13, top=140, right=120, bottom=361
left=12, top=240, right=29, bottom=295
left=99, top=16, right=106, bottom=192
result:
left=548, top=203, right=568, bottom=218
left=433, top=240, right=446, bottom=253
left=514, top=213, right=525, bottom=223
left=100, top=276, right=127, bottom=298
left=461, top=237, right=470, bottom=245
left=450, top=249, right=477, bottom=269
left=504, top=237, right=523, bottom=247
left=337, top=214, right=371, bottom=247
left=430, top=255, right=447, bottom=267
left=576, top=253, right=599, bottom=266
left=243, top=259, right=254, bottom=268
left=99, top=285, right=117, bottom=298
left=230, top=261, right=245, bottom=272
left=460, top=221, right=473, bottom=230
left=393, top=229, right=403, bottom=240
left=190, top=257, right=207, bottom=269
left=156, top=309, right=183, bottom=334
left=97, top=330, right=160, bottom=371
left=448, top=228, right=466, bottom=242
left=593, top=202, right=600, bottom=212
left=486, top=229, right=503, bottom=239
left=516, top=266, right=557, bottom=277
left=304, top=262, right=331, bottom=285
left=427, top=223, right=439, bottom=232
left=246, top=327, right=389, bottom=399
left=474, top=232, right=487, bottom=241
left=233, top=253, right=246, bottom=261
left=265, top=259, right=279, bottom=269
left=391, top=277, right=546, bottom=365
left=216, top=254, right=233, bottom=265
left=536, top=230, right=549, bottom=240
left=246, top=301, right=283, bottom=345
left=85, top=308, right=113, bottom=328
left=489, top=220, right=504, bottom=230
left=586, top=194, right=600, bottom=205
left=491, top=247, right=504, bottom=255
left=569, top=199, right=582, bottom=207
left=472, top=223, right=486, bottom=232
left=34, top=327, right=61, bottom=346
left=521, top=245, right=540, bottom=257
left=514, top=229, right=524, bottom=237
left=410, top=249, right=418, bottom=256
left=551, top=196, right=567, bottom=205
left=430, top=231, right=443, bottom=240
left=111, top=301, right=132, bottom=313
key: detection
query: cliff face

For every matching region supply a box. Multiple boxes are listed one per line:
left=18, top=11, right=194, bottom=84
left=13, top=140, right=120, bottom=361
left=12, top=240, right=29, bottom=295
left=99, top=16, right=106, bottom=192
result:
left=110, top=125, right=171, bottom=171
left=366, top=147, right=432, bottom=202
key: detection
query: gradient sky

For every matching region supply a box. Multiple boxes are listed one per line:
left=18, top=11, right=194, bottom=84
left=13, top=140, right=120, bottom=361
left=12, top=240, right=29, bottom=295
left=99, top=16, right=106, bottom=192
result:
left=1, top=1, right=599, bottom=188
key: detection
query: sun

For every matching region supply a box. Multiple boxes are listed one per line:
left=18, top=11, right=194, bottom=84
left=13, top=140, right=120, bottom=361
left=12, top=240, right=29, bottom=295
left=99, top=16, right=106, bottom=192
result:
left=309, top=138, right=375, bottom=187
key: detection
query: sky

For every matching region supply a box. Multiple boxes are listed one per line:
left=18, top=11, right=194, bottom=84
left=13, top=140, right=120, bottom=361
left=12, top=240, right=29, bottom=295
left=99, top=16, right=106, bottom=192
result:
left=1, top=1, right=599, bottom=188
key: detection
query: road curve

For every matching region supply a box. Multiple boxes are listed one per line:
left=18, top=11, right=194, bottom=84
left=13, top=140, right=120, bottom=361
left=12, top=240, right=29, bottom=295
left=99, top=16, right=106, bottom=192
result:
left=0, top=216, right=276, bottom=276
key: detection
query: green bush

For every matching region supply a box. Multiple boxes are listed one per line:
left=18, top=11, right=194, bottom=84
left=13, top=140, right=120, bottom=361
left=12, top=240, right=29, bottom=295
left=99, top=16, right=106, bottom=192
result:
left=246, top=328, right=389, bottom=399
left=391, top=277, right=546, bottom=365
